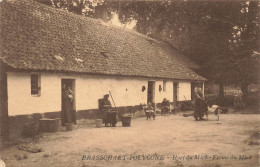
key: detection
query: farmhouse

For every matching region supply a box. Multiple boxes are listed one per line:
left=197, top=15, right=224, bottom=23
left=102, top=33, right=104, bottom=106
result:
left=0, top=0, right=205, bottom=139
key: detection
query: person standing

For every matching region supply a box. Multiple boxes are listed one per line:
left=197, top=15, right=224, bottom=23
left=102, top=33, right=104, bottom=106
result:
left=63, top=86, right=74, bottom=124
left=99, top=94, right=112, bottom=127
left=194, top=83, right=207, bottom=121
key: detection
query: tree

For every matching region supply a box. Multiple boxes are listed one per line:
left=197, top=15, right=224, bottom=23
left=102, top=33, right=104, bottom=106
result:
left=228, top=1, right=259, bottom=103
left=35, top=0, right=104, bottom=17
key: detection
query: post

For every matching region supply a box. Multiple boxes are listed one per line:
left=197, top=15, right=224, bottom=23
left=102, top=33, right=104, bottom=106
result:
left=109, top=91, right=117, bottom=110
left=0, top=61, right=9, bottom=141
left=202, top=82, right=205, bottom=99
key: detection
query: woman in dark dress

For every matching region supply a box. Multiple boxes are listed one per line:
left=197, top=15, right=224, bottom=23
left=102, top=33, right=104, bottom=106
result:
left=194, top=83, right=207, bottom=121
left=63, top=86, right=74, bottom=123
left=99, top=94, right=112, bottom=127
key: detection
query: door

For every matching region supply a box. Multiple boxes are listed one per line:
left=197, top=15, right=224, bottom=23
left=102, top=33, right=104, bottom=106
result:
left=147, top=81, right=155, bottom=104
left=191, top=82, right=196, bottom=101
left=61, top=79, right=76, bottom=125
left=173, top=82, right=178, bottom=107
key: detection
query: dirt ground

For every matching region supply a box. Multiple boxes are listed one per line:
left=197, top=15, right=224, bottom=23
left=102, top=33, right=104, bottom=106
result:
left=0, top=112, right=259, bottom=167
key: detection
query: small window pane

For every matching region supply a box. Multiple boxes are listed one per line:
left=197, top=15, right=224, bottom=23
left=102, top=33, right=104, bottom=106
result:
left=31, top=74, right=39, bottom=95
left=163, top=80, right=167, bottom=92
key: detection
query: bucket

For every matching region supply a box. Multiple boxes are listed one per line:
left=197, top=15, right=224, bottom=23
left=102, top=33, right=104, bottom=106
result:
left=95, top=119, right=102, bottom=128
left=121, top=116, right=132, bottom=127
left=65, top=123, right=73, bottom=131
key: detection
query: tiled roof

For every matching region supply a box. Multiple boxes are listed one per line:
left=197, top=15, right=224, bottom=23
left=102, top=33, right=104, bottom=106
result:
left=159, top=43, right=201, bottom=69
left=0, top=0, right=206, bottom=81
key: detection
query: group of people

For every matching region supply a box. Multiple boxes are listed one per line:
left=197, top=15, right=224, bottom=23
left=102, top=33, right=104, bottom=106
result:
left=63, top=82, right=209, bottom=126
left=63, top=89, right=118, bottom=127
left=98, top=82, right=215, bottom=123
left=99, top=95, right=169, bottom=123
left=142, top=98, right=171, bottom=120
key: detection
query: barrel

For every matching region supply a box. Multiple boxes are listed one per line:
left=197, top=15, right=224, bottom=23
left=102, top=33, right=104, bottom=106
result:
left=121, top=116, right=132, bottom=127
left=95, top=119, right=103, bottom=128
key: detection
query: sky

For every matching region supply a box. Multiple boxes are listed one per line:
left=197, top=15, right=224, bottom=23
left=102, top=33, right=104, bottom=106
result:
left=109, top=12, right=136, bottom=30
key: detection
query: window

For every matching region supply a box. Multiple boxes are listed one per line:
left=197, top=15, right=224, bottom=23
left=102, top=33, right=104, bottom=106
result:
left=31, top=74, right=41, bottom=95
left=163, top=80, right=167, bottom=92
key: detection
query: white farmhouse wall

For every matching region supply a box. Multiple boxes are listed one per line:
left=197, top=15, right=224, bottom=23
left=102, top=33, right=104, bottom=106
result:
left=7, top=72, right=147, bottom=116
left=154, top=80, right=173, bottom=103
left=8, top=72, right=193, bottom=116
left=75, top=76, right=147, bottom=110
left=8, top=72, right=61, bottom=116
left=178, top=82, right=191, bottom=101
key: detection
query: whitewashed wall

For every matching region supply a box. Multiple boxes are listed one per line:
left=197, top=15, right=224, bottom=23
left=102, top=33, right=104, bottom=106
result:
left=8, top=72, right=61, bottom=116
left=75, top=76, right=147, bottom=110
left=7, top=72, right=192, bottom=116
left=154, top=80, right=173, bottom=103
left=7, top=72, right=147, bottom=116
left=178, top=82, right=191, bottom=101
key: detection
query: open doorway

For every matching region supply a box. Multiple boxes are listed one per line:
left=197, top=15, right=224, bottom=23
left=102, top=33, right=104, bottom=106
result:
left=173, top=82, right=178, bottom=107
left=147, top=81, right=155, bottom=104
left=61, top=79, right=76, bottom=125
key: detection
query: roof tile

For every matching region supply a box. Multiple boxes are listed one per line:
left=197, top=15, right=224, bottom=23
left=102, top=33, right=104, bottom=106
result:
left=0, top=0, right=206, bottom=81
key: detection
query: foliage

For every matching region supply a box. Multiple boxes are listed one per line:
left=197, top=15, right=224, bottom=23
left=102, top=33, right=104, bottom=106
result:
left=35, top=0, right=104, bottom=17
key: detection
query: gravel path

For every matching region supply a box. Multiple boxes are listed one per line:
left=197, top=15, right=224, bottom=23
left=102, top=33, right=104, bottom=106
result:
left=1, top=113, right=259, bottom=167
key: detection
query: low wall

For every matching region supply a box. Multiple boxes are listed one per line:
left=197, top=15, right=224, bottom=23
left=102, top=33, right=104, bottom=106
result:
left=8, top=105, right=145, bottom=139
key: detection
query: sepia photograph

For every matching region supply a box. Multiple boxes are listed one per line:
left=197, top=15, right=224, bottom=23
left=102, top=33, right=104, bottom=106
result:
left=0, top=0, right=259, bottom=166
